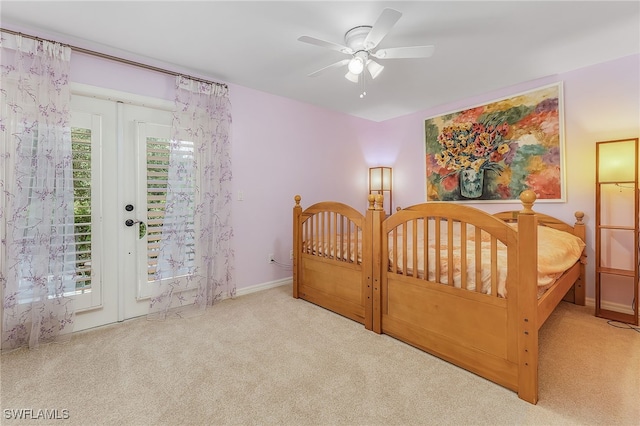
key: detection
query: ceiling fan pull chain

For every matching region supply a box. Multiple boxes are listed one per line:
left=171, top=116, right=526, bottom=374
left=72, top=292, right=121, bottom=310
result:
left=360, top=73, right=367, bottom=98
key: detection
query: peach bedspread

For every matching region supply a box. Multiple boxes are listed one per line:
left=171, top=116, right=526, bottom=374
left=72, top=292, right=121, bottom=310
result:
left=389, top=223, right=585, bottom=297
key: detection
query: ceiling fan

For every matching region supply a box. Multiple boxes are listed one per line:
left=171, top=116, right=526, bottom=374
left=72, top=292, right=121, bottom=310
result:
left=298, top=8, right=435, bottom=88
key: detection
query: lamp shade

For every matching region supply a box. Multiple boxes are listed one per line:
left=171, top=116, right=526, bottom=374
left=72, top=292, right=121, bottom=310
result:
left=369, top=166, right=393, bottom=215
left=597, top=139, right=637, bottom=182
left=369, top=167, right=392, bottom=191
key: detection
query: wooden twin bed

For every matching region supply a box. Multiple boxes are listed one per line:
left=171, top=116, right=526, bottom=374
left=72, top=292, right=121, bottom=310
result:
left=292, top=191, right=586, bottom=404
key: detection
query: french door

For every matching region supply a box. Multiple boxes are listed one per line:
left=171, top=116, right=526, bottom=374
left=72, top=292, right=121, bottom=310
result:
left=70, top=88, right=174, bottom=331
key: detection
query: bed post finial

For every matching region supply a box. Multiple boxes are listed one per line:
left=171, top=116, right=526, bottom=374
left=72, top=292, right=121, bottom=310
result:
left=292, top=195, right=302, bottom=299
left=574, top=211, right=584, bottom=224
left=367, top=194, right=375, bottom=210
left=375, top=194, right=384, bottom=211
left=519, top=190, right=537, bottom=214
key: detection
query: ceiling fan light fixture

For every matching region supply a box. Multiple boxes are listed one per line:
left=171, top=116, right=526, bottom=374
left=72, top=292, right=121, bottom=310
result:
left=347, top=56, right=365, bottom=75
left=367, top=60, right=384, bottom=79
left=345, top=71, right=359, bottom=83
left=348, top=51, right=370, bottom=75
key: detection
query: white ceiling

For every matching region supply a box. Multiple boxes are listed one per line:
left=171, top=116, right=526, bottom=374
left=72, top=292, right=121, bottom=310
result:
left=1, top=1, right=639, bottom=122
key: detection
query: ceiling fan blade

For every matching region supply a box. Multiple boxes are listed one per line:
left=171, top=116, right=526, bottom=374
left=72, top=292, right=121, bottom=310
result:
left=307, top=59, right=350, bottom=77
left=298, top=36, right=353, bottom=54
left=372, top=45, right=435, bottom=59
left=362, top=8, right=402, bottom=50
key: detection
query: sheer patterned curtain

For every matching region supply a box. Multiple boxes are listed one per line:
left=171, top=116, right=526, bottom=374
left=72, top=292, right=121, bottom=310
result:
left=0, top=35, right=76, bottom=351
left=148, top=76, right=234, bottom=319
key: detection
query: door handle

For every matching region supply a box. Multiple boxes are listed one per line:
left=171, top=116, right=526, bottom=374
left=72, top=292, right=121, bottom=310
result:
left=125, top=219, right=147, bottom=239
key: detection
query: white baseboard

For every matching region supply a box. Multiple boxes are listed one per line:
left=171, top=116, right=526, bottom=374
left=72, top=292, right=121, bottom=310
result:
left=233, top=277, right=292, bottom=298
left=585, top=297, right=635, bottom=315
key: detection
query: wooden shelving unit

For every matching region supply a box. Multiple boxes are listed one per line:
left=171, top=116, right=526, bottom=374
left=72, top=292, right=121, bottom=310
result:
left=595, top=138, right=639, bottom=325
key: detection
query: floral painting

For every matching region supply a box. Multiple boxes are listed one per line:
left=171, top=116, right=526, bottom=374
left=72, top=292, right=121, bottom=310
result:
left=425, top=83, right=565, bottom=202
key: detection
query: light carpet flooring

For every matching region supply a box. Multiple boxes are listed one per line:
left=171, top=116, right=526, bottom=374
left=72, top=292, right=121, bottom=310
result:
left=1, top=284, right=639, bottom=425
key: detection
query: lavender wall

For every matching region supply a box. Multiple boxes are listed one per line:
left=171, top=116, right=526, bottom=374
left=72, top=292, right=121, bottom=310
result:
left=230, top=85, right=372, bottom=289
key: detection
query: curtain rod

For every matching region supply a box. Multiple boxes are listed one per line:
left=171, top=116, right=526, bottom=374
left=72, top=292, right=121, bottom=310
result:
left=0, top=27, right=227, bottom=89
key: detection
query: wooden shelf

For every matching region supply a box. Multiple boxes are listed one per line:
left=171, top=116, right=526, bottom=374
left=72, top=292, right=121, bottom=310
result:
left=597, top=225, right=635, bottom=231
left=595, top=138, right=639, bottom=326
left=596, top=267, right=636, bottom=277
left=596, top=308, right=637, bottom=325
left=599, top=180, right=636, bottom=185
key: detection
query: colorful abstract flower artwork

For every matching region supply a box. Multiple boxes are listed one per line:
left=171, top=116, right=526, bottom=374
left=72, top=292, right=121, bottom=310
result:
left=425, top=83, right=565, bottom=202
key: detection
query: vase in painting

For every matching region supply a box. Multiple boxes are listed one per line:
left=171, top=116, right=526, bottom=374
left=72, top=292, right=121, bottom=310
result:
left=459, top=168, right=484, bottom=198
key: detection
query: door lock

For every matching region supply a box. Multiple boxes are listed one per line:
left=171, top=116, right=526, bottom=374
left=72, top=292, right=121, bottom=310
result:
left=125, top=219, right=147, bottom=239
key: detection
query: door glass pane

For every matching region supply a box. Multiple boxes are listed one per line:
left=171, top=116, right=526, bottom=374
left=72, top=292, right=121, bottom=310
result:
left=68, top=104, right=104, bottom=317
left=145, top=137, right=195, bottom=284
left=72, top=127, right=93, bottom=294
left=146, top=137, right=169, bottom=282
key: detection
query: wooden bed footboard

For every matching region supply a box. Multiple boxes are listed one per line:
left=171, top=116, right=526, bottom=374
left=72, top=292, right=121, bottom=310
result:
left=373, top=190, right=587, bottom=404
left=293, top=195, right=380, bottom=329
